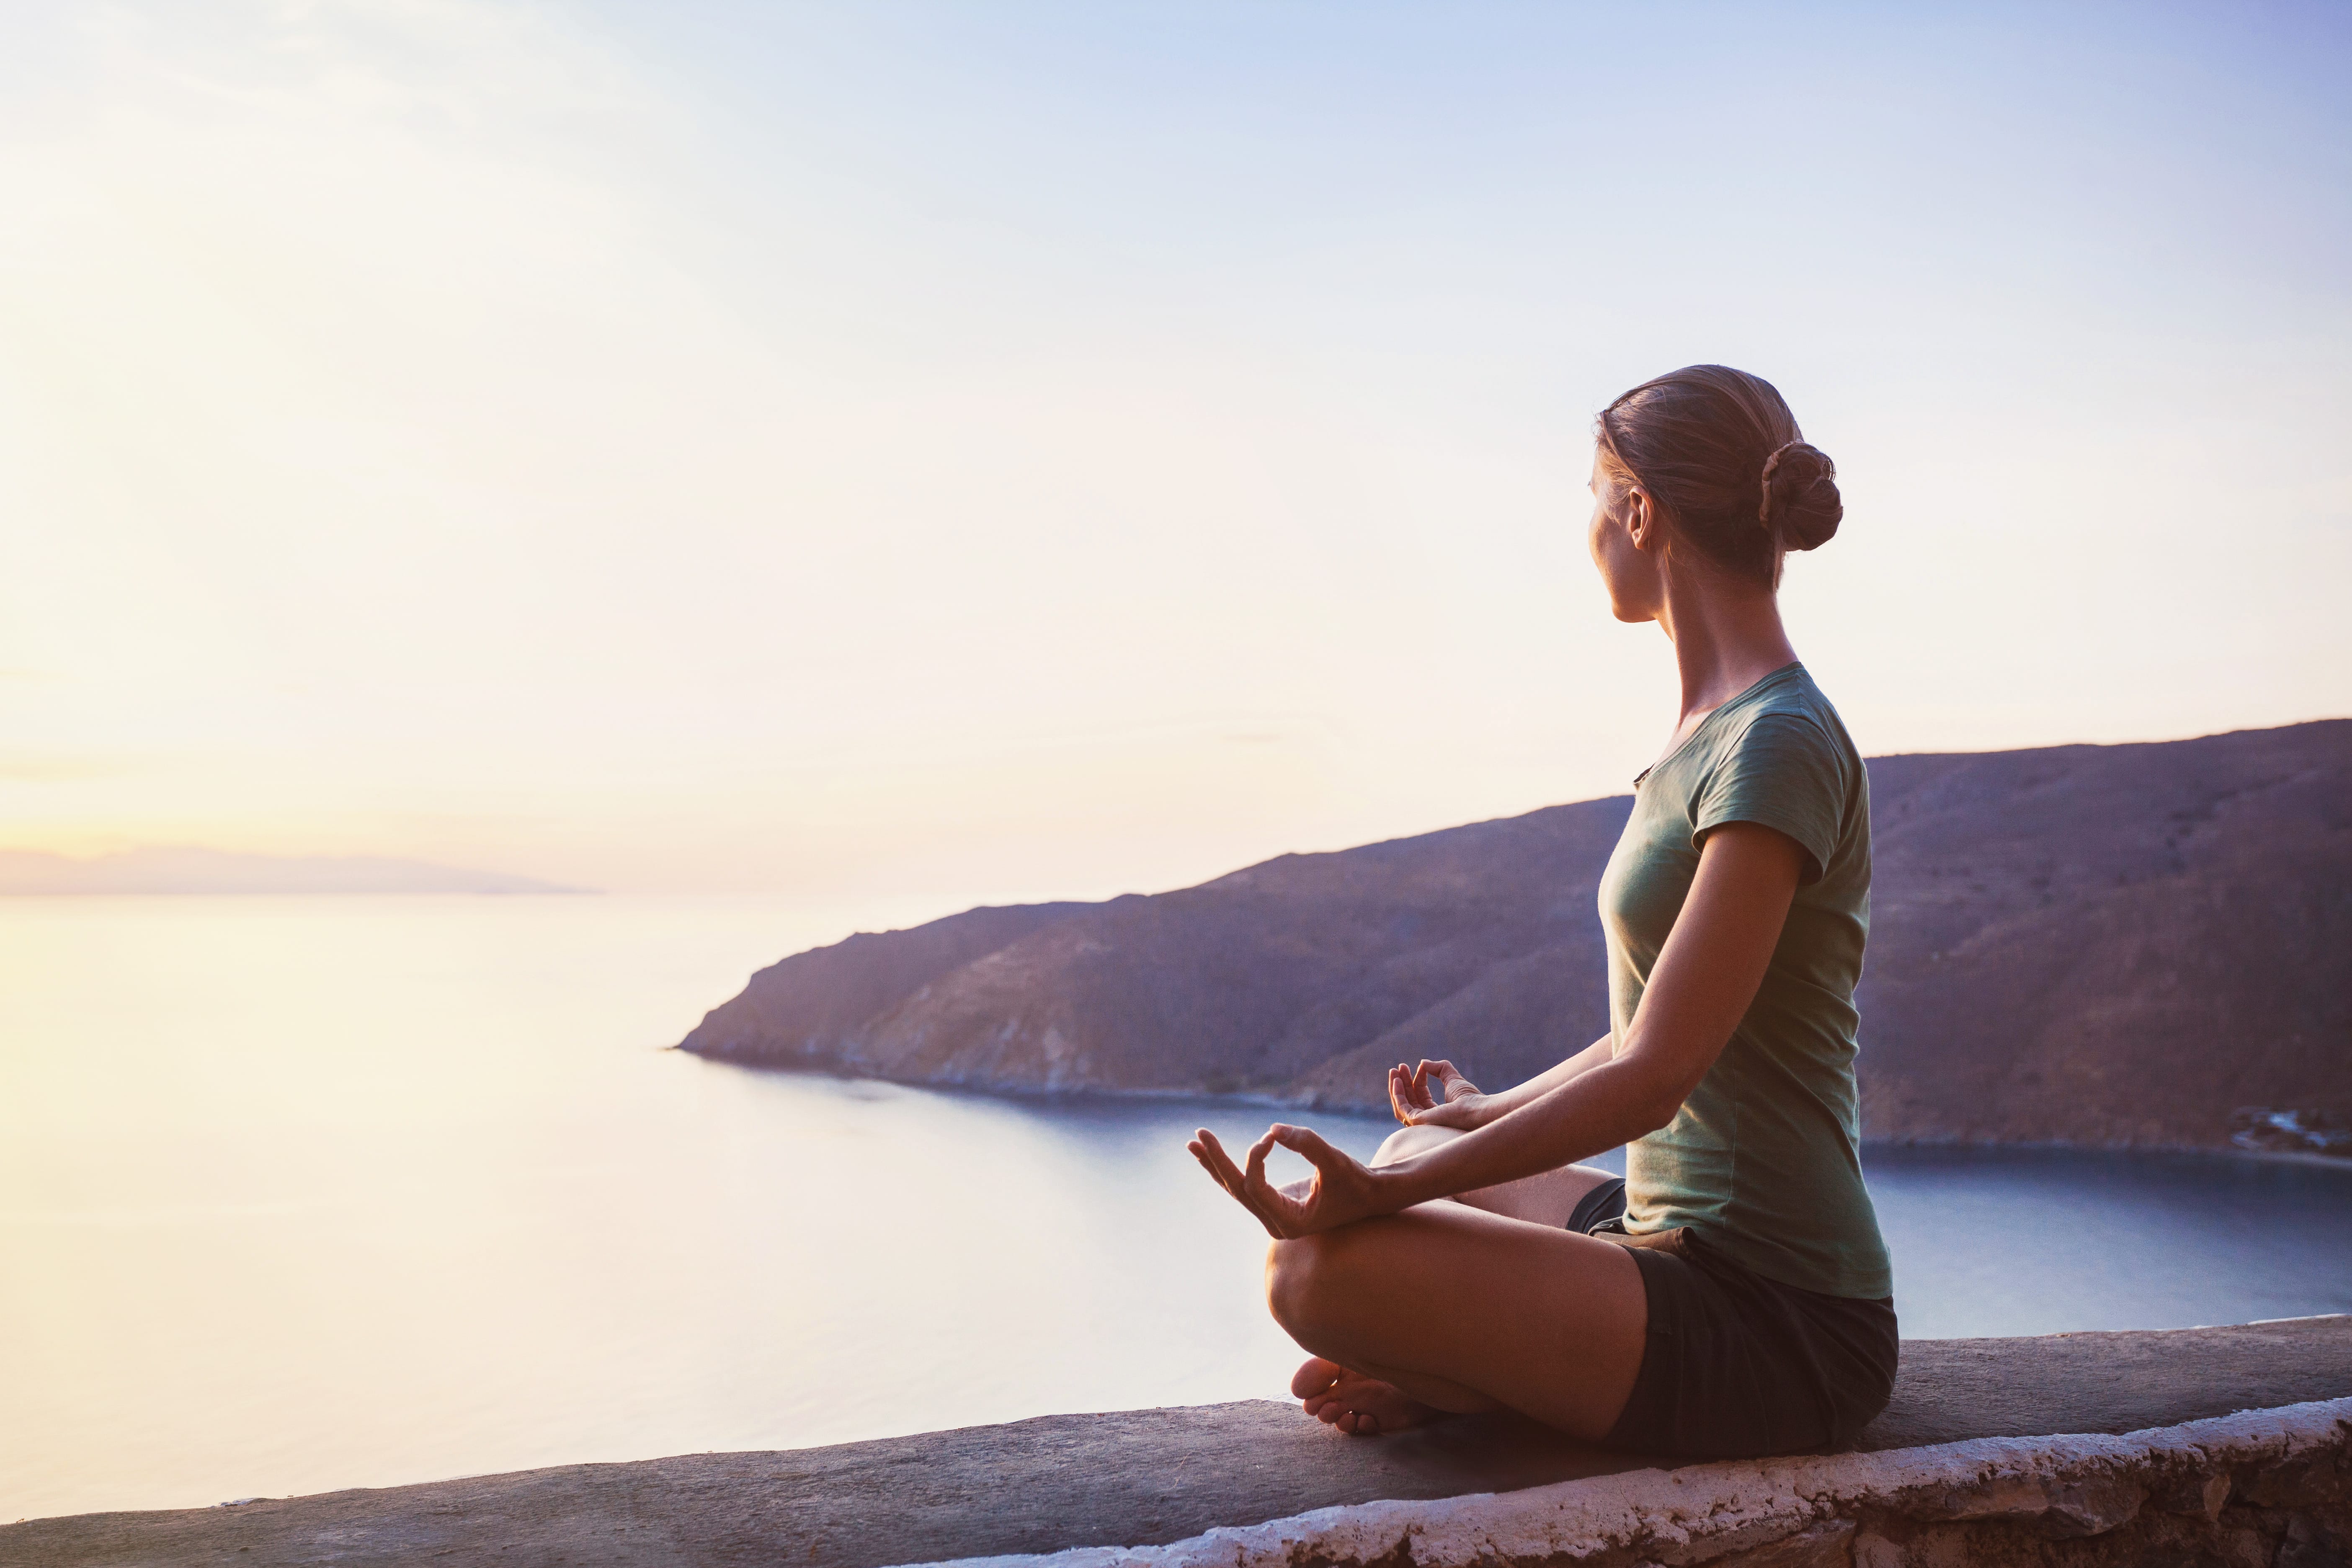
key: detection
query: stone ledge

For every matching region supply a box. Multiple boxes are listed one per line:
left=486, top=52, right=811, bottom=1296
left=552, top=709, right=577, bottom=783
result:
left=929, top=1398, right=2352, bottom=1568
left=7, top=1317, right=2348, bottom=1567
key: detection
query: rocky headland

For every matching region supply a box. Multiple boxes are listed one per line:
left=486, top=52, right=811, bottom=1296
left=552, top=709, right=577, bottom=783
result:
left=678, top=720, right=2351, bottom=1153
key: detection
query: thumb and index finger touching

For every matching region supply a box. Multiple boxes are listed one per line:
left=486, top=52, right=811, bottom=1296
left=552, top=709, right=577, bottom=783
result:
left=1388, top=1058, right=1473, bottom=1125
left=1415, top=1059, right=1477, bottom=1101
left=1190, top=1121, right=1355, bottom=1235
left=1387, top=1062, right=1421, bottom=1122
left=1189, top=1127, right=1284, bottom=1237
left=1266, top=1122, right=1342, bottom=1166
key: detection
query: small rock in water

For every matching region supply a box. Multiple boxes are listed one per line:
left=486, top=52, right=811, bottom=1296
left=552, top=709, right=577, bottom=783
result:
left=2231, top=1107, right=2352, bottom=1156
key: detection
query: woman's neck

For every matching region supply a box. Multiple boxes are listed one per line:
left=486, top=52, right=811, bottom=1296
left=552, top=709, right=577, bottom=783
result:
left=1655, top=569, right=1800, bottom=729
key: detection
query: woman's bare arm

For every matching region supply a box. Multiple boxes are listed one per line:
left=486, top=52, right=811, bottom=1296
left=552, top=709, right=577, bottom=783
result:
left=1191, top=821, right=1803, bottom=1237
left=1390, top=1035, right=1614, bottom=1130
left=1377, top=821, right=1803, bottom=1205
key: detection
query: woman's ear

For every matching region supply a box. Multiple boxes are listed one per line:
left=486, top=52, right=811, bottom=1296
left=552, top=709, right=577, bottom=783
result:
left=1626, top=487, right=1655, bottom=552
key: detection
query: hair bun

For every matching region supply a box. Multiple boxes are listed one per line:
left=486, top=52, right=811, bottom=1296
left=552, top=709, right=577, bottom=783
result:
left=1759, top=441, right=1841, bottom=551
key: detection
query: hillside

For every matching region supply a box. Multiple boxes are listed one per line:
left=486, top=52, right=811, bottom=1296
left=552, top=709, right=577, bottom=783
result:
left=678, top=720, right=2352, bottom=1151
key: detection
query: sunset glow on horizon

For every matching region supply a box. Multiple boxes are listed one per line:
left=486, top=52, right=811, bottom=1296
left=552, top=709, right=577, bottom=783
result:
left=3, top=1, right=2347, bottom=906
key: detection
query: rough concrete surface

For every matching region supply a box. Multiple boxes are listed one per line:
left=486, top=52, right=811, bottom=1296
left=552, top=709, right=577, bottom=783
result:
left=934, top=1397, right=2352, bottom=1568
left=6, top=1317, right=2347, bottom=1568
left=1852, top=1314, right=2352, bottom=1451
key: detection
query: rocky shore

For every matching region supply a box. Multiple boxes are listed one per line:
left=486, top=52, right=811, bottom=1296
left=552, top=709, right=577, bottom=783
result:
left=680, top=720, right=2351, bottom=1153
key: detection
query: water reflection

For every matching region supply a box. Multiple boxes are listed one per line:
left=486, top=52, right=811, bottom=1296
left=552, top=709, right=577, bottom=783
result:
left=3, top=895, right=2346, bottom=1522
left=1870, top=1142, right=2352, bottom=1338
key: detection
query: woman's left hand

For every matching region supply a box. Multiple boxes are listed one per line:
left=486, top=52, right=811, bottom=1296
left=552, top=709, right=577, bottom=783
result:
left=1186, top=1124, right=1391, bottom=1239
left=1387, top=1058, right=1490, bottom=1129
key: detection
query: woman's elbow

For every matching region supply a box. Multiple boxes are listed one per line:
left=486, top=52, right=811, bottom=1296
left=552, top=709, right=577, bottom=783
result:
left=1585, top=1052, right=1691, bottom=1140
left=1631, top=1097, right=1682, bottom=1138
left=1622, top=1075, right=1691, bottom=1138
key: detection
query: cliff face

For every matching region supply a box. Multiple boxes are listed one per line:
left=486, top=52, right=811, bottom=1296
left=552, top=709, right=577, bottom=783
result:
left=1852, top=722, right=2352, bottom=1146
left=678, top=720, right=2352, bottom=1150
left=683, top=804, right=1628, bottom=1097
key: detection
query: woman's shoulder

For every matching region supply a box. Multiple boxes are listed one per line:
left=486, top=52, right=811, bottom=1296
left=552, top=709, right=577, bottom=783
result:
left=1695, top=670, right=1867, bottom=883
left=1725, top=667, right=1859, bottom=766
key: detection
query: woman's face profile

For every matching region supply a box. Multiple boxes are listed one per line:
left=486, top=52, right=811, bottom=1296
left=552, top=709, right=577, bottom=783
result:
left=1587, top=451, right=1661, bottom=624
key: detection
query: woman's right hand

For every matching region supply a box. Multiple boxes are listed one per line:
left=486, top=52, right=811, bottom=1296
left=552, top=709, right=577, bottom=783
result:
left=1386, top=1058, right=1491, bottom=1130
left=1186, top=1124, right=1393, bottom=1238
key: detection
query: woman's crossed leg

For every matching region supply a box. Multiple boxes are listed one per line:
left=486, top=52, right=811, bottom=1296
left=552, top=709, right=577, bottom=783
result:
left=1277, top=1125, right=1645, bottom=1438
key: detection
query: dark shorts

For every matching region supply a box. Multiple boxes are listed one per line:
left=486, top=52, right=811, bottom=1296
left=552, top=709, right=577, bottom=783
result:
left=1566, top=1177, right=1898, bottom=1460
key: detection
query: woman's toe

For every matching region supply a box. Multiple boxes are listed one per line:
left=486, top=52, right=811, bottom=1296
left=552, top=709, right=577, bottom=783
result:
left=1290, top=1356, right=1346, bottom=1399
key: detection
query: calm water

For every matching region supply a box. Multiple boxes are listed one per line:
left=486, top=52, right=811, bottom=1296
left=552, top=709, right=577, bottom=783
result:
left=4, top=896, right=2349, bottom=1522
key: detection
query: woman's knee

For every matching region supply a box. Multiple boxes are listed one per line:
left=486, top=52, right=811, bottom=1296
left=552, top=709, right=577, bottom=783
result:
left=1264, top=1227, right=1378, bottom=1336
left=1373, top=1122, right=1460, bottom=1167
left=1264, top=1233, right=1338, bottom=1334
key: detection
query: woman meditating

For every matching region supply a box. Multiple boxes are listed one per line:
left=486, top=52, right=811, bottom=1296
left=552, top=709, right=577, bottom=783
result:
left=1189, top=364, right=1895, bottom=1460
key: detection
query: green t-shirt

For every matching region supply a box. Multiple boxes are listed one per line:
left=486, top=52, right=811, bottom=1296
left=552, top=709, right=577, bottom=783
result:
left=1598, top=662, right=1893, bottom=1300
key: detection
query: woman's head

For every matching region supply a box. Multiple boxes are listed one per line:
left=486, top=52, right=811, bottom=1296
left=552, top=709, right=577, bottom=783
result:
left=1586, top=365, right=1841, bottom=613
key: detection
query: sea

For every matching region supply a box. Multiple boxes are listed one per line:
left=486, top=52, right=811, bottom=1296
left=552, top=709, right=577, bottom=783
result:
left=5, top=894, right=2348, bottom=1522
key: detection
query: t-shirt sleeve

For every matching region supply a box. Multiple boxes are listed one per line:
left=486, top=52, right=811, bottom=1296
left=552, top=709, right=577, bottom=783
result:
left=1692, top=713, right=1845, bottom=884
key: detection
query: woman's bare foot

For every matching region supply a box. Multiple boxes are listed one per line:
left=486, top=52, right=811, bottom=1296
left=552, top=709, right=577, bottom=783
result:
left=1289, top=1356, right=1442, bottom=1436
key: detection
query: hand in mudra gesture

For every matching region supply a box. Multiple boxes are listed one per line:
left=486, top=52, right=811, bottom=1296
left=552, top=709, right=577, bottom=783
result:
left=1386, top=1058, right=1489, bottom=1130
left=1186, top=1123, right=1387, bottom=1239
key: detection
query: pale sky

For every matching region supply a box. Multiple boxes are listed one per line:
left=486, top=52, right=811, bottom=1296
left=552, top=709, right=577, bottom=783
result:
left=3, top=1, right=2347, bottom=902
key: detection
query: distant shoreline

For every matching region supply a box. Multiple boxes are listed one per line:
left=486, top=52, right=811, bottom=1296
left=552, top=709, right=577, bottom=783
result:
left=674, top=720, right=2349, bottom=1164
left=673, top=1056, right=2352, bottom=1166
